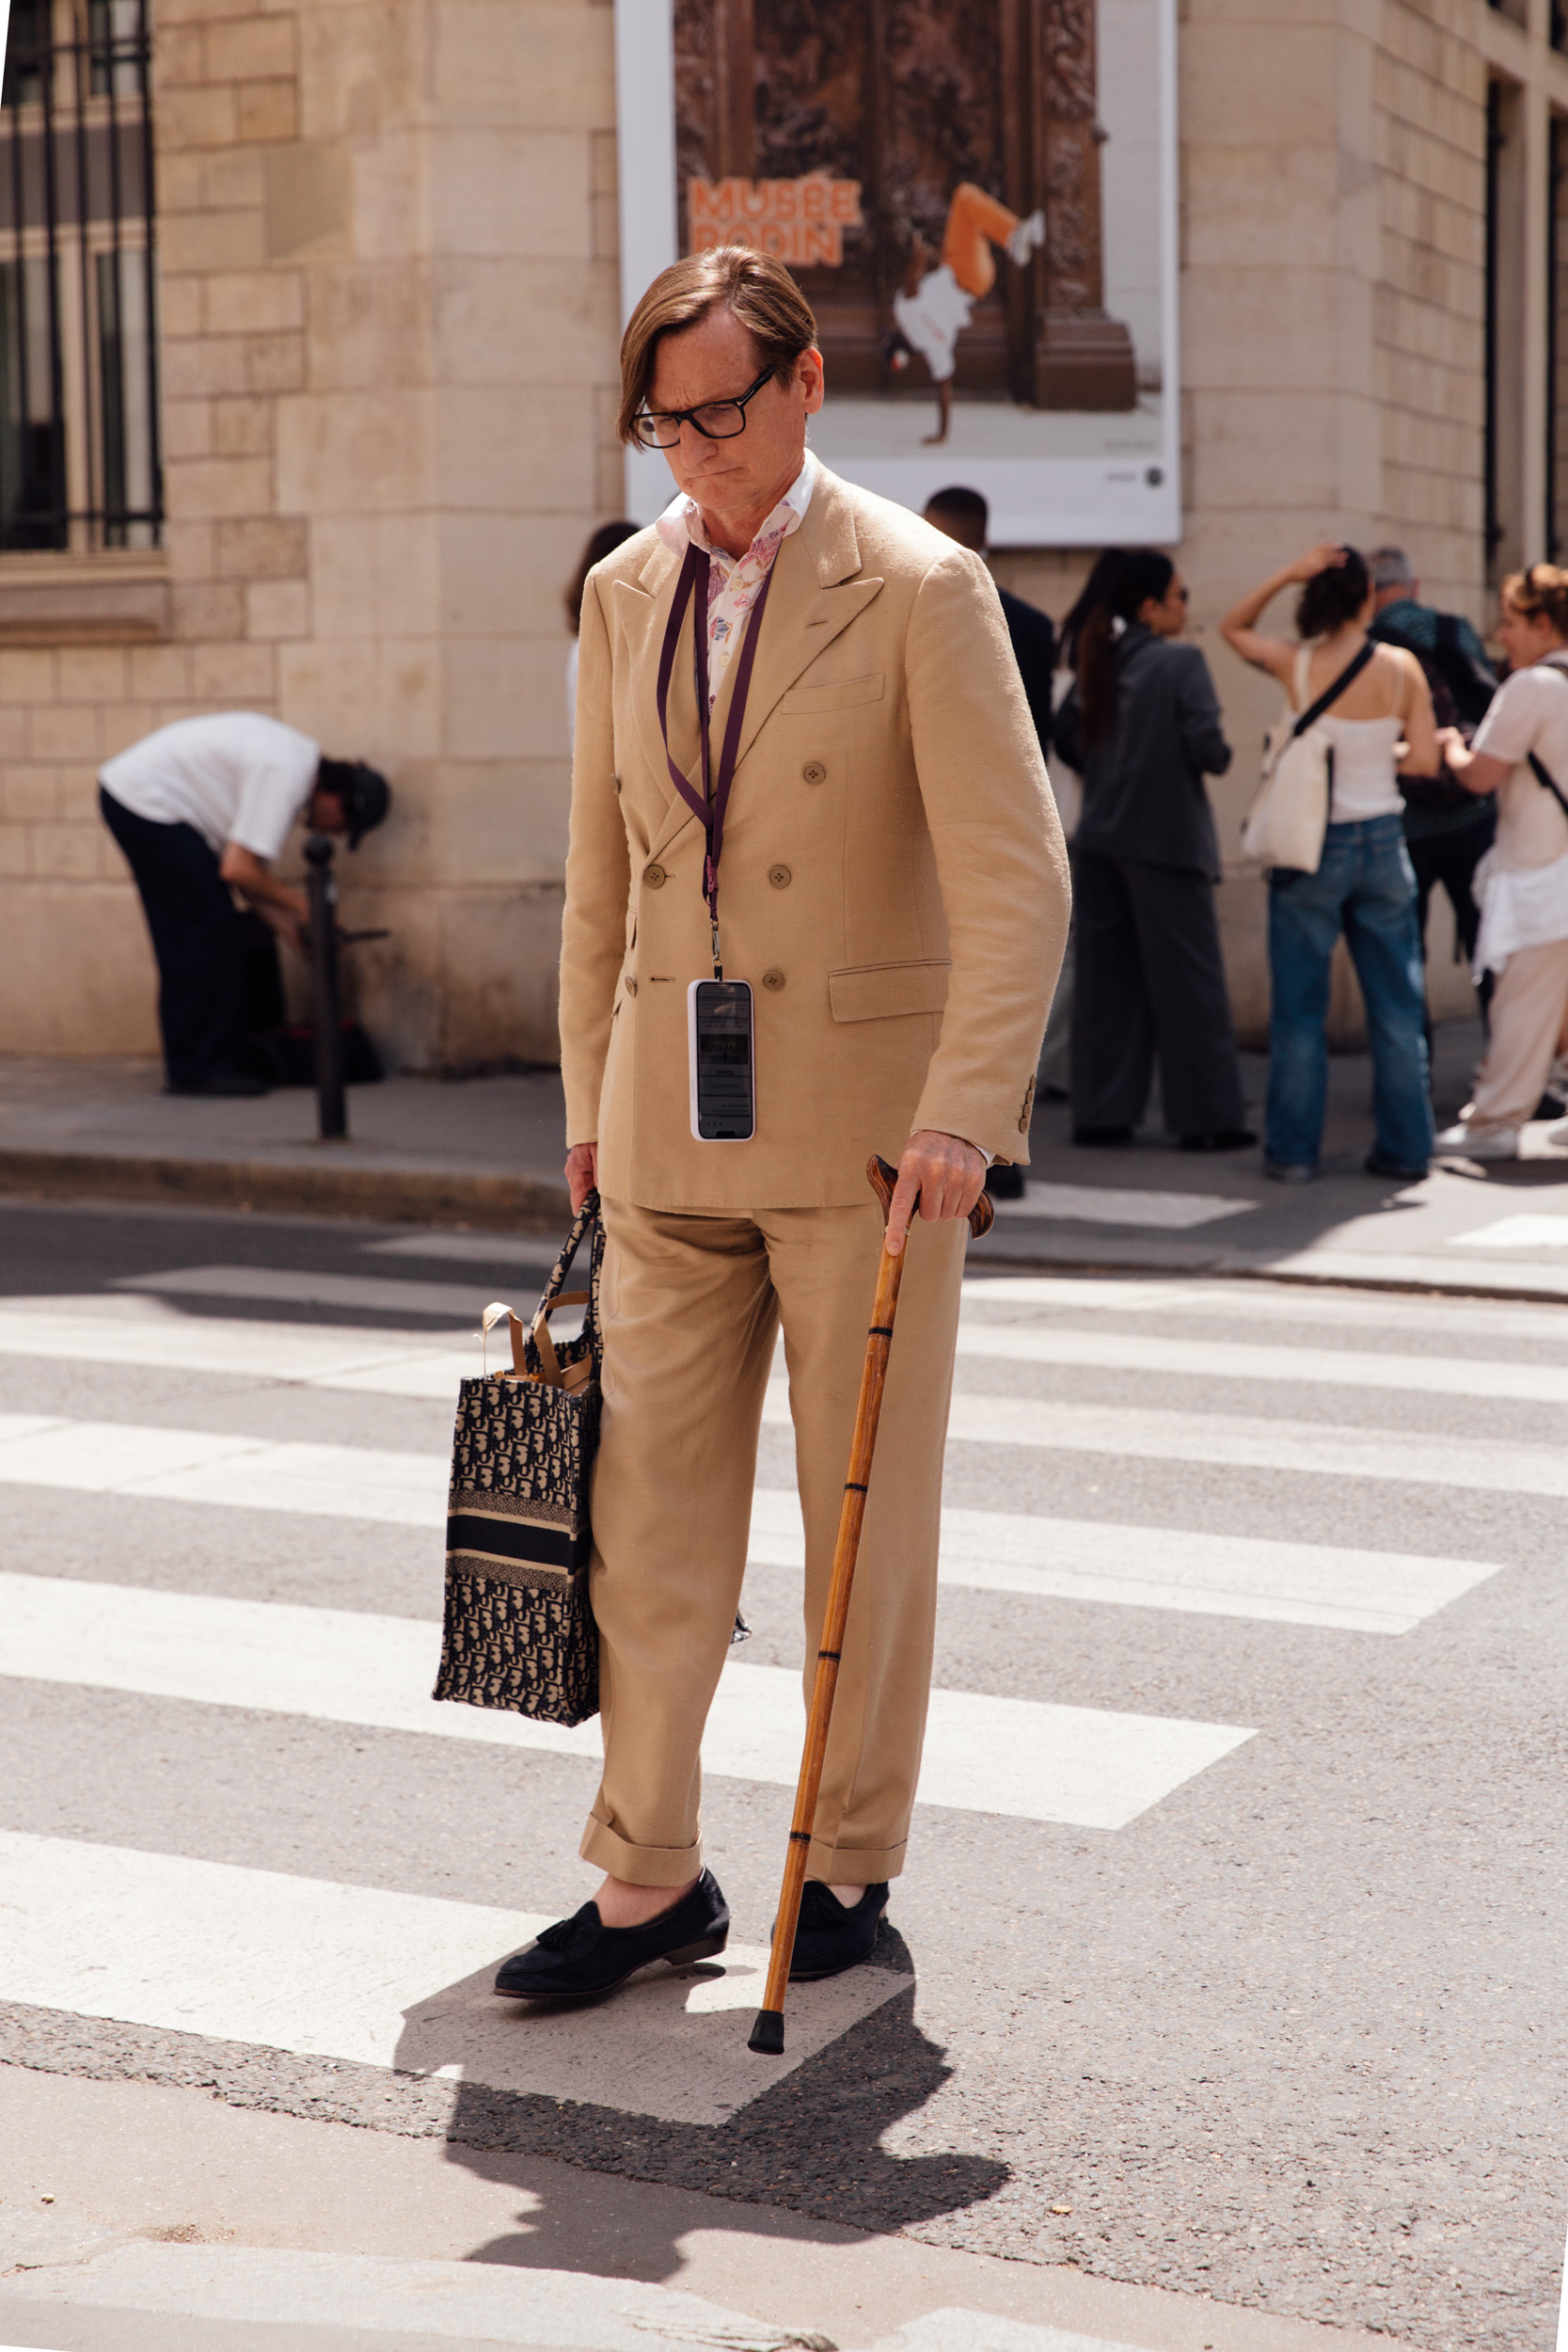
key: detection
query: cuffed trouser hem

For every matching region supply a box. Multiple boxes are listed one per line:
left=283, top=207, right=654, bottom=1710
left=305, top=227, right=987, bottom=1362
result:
left=805, top=1835, right=908, bottom=1884
left=579, top=1812, right=703, bottom=1888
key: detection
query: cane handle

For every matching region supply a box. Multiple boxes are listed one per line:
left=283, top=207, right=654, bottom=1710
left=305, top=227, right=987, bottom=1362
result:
left=867, top=1153, right=994, bottom=1240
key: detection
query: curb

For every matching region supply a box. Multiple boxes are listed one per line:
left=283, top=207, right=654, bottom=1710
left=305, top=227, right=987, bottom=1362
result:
left=0, top=1149, right=574, bottom=1232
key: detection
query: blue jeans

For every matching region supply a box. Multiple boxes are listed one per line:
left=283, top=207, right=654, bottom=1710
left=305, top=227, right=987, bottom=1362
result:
left=1266, top=814, right=1433, bottom=1172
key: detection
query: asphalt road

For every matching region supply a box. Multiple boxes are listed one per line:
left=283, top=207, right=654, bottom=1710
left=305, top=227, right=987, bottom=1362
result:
left=0, top=1195, right=1564, bottom=2351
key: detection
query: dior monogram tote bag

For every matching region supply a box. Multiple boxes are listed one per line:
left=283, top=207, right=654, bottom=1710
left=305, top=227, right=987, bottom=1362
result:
left=431, top=1193, right=603, bottom=1727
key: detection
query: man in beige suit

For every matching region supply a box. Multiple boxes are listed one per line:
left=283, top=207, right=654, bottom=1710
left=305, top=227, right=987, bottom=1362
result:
left=497, top=246, right=1069, bottom=2004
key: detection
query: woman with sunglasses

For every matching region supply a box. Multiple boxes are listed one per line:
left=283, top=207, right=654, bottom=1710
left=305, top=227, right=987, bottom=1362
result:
left=1059, top=547, right=1254, bottom=1152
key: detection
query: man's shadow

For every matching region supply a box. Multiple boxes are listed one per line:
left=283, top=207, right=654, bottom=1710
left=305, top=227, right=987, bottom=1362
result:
left=392, top=1924, right=1007, bottom=2283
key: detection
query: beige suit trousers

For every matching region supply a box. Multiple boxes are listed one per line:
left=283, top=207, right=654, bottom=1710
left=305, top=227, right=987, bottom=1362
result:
left=1465, top=936, right=1568, bottom=1134
left=579, top=1193, right=967, bottom=1889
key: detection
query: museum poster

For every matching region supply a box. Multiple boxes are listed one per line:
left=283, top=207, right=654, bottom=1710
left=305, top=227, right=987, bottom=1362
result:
left=615, top=0, right=1179, bottom=547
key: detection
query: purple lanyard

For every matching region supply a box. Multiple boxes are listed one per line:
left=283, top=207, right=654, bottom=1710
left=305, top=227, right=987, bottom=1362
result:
left=656, top=536, right=780, bottom=978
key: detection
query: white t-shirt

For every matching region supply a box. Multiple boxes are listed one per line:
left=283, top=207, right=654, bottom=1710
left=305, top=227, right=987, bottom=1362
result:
left=893, top=262, right=973, bottom=384
left=100, top=712, right=322, bottom=860
left=1469, top=664, right=1568, bottom=871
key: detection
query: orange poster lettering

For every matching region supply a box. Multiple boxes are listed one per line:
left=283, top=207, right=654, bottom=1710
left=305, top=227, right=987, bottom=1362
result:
left=686, top=177, right=863, bottom=269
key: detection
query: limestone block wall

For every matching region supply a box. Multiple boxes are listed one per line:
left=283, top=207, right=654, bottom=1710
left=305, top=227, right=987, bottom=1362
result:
left=0, top=0, right=621, bottom=1067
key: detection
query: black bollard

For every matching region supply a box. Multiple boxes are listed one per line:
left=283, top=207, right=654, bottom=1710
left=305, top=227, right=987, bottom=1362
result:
left=304, top=834, right=347, bottom=1141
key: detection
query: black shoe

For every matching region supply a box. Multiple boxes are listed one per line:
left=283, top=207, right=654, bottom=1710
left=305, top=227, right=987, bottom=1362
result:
left=1364, top=1152, right=1429, bottom=1182
left=983, top=1163, right=1025, bottom=1200
left=1179, top=1127, right=1257, bottom=1152
left=493, top=1869, right=729, bottom=2001
left=1534, top=1091, right=1566, bottom=1121
left=1071, top=1124, right=1134, bottom=1147
left=165, top=1069, right=270, bottom=1099
left=777, top=1881, right=889, bottom=1981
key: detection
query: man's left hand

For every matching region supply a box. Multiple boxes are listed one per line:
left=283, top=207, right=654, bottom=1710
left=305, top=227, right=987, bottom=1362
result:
left=886, top=1128, right=987, bottom=1257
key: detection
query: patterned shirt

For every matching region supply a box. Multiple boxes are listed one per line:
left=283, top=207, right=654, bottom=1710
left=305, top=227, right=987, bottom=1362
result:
left=656, top=453, right=816, bottom=707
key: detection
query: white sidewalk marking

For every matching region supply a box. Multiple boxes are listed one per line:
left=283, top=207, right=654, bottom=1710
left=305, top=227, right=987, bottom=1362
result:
left=952, top=1320, right=1568, bottom=1404
left=1449, top=1213, right=1568, bottom=1249
left=364, top=1232, right=568, bottom=1267
left=981, top=1183, right=1256, bottom=1229
left=746, top=1492, right=1500, bottom=1635
left=0, top=1413, right=446, bottom=1525
left=0, top=1831, right=898, bottom=2128
left=0, top=1574, right=1255, bottom=1829
left=965, top=1273, right=1568, bottom=1343
left=763, top=1385, right=1568, bottom=1496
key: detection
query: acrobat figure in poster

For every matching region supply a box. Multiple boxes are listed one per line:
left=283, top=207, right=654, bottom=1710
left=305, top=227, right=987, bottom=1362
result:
left=887, top=183, right=1045, bottom=444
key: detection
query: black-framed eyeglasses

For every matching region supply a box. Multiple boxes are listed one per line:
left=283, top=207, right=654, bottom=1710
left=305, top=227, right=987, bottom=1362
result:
left=632, top=366, right=777, bottom=451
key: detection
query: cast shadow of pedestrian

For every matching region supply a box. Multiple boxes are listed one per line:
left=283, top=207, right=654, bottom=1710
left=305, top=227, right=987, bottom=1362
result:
left=391, top=1923, right=1007, bottom=2284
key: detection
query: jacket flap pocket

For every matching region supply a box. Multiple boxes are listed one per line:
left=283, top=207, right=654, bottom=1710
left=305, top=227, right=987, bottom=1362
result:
left=780, top=671, right=885, bottom=715
left=828, top=958, right=951, bottom=1023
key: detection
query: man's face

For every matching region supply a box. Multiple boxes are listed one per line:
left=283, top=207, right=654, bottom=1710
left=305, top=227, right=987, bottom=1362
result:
left=307, top=788, right=350, bottom=836
left=648, top=306, right=824, bottom=530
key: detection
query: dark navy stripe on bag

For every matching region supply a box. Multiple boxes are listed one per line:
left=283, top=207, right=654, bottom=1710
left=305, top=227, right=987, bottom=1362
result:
left=445, top=1513, right=591, bottom=1571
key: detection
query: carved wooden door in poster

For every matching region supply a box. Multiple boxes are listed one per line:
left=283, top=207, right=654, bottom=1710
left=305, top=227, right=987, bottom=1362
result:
left=673, top=0, right=1136, bottom=413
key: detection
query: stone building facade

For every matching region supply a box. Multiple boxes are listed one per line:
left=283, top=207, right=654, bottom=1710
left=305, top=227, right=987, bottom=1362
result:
left=1, top=0, right=1565, bottom=1063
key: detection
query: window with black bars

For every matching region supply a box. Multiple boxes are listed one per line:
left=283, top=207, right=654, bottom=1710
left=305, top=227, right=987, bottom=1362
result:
left=0, top=0, right=161, bottom=550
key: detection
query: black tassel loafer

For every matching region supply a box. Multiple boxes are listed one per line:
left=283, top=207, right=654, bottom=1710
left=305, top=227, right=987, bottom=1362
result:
left=781, top=1881, right=889, bottom=1981
left=493, top=1869, right=730, bottom=2002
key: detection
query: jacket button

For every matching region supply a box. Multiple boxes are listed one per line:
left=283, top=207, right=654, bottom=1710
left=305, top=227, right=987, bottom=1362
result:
left=643, top=864, right=666, bottom=889
left=801, top=760, right=826, bottom=785
left=768, top=864, right=792, bottom=889
left=761, top=968, right=785, bottom=992
left=625, top=977, right=639, bottom=996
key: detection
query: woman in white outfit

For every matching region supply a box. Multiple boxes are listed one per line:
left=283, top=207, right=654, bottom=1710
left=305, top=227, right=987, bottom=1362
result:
left=1436, top=564, right=1568, bottom=1160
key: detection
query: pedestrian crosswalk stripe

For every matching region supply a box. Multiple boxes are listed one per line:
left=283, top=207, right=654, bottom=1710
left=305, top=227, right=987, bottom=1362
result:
left=951, top=1320, right=1568, bottom=1404
left=0, top=1403, right=1507, bottom=1633
left=363, top=1232, right=569, bottom=1267
left=0, top=1573, right=1256, bottom=1830
left=0, top=1829, right=900, bottom=2127
left=966, top=1273, right=1568, bottom=1344
left=746, top=1493, right=1500, bottom=1635
left=981, top=1181, right=1256, bottom=1230
left=115, top=1263, right=487, bottom=1320
left=764, top=1387, right=1568, bottom=1497
left=5, top=1295, right=1566, bottom=1410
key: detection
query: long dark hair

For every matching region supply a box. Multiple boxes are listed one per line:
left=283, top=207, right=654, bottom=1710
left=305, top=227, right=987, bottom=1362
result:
left=1296, top=547, right=1370, bottom=639
left=1073, top=548, right=1176, bottom=748
left=565, top=520, right=640, bottom=634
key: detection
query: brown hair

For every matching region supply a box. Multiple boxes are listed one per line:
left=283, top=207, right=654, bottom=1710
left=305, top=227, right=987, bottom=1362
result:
left=563, top=519, right=639, bottom=634
left=1073, top=548, right=1174, bottom=749
left=1501, top=563, right=1568, bottom=638
left=1296, top=546, right=1370, bottom=639
left=617, top=246, right=818, bottom=447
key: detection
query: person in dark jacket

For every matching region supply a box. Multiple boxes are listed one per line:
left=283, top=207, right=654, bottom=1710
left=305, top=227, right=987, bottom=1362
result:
left=1059, top=548, right=1253, bottom=1151
left=923, top=486, right=1053, bottom=752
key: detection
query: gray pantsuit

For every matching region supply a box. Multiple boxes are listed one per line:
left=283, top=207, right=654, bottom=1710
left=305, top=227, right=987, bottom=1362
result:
left=1069, top=850, right=1246, bottom=1136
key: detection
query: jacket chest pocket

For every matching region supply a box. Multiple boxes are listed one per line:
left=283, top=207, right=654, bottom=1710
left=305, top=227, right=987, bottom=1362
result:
left=779, top=670, right=886, bottom=717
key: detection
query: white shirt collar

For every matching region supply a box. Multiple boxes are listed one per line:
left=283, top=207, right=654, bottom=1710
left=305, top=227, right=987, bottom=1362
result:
left=656, top=451, right=816, bottom=565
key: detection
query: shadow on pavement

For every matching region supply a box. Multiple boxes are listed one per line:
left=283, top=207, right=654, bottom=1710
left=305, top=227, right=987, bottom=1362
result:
left=421, top=1931, right=1008, bottom=2275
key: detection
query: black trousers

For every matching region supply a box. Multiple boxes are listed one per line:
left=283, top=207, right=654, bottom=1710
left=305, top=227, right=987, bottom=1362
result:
left=100, top=785, right=249, bottom=1088
left=1407, top=803, right=1496, bottom=1026
left=1070, top=850, right=1246, bottom=1136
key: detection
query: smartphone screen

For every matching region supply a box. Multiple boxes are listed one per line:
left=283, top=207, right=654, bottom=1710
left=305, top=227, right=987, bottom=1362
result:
left=688, top=978, right=755, bottom=1141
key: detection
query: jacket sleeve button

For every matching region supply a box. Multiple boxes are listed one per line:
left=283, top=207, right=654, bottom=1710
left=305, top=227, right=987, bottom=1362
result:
left=801, top=760, right=827, bottom=785
left=761, top=968, right=785, bottom=991
left=643, top=864, right=666, bottom=888
left=768, top=864, right=792, bottom=888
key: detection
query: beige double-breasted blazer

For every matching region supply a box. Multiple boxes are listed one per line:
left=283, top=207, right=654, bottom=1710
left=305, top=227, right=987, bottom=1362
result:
left=560, top=460, right=1069, bottom=1210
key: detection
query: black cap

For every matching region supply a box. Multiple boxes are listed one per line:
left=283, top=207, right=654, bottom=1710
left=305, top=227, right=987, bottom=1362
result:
left=317, top=757, right=390, bottom=850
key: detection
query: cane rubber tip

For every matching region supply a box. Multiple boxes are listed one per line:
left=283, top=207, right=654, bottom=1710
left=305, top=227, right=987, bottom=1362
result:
left=748, top=2009, right=785, bottom=2056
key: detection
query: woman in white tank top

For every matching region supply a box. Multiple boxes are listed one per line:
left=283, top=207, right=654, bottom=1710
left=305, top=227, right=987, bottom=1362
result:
left=1221, top=545, right=1439, bottom=1182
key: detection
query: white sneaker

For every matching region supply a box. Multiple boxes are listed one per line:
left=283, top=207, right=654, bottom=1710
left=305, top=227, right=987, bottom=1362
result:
left=1433, top=1121, right=1520, bottom=1160
left=1006, top=209, right=1045, bottom=267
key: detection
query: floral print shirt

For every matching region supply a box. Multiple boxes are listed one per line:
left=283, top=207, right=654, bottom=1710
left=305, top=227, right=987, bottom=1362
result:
left=656, top=453, right=816, bottom=707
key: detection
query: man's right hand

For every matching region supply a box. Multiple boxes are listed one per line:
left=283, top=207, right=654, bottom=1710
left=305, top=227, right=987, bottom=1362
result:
left=565, top=1142, right=598, bottom=1213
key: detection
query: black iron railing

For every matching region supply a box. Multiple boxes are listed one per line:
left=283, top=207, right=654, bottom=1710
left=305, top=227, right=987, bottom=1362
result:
left=0, top=0, right=161, bottom=550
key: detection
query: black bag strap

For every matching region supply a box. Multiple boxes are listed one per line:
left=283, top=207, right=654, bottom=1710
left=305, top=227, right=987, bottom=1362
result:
left=1290, top=639, right=1377, bottom=739
left=1528, top=751, right=1568, bottom=827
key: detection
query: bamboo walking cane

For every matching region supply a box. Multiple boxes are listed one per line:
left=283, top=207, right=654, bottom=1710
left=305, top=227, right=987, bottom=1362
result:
left=748, top=1153, right=994, bottom=2056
